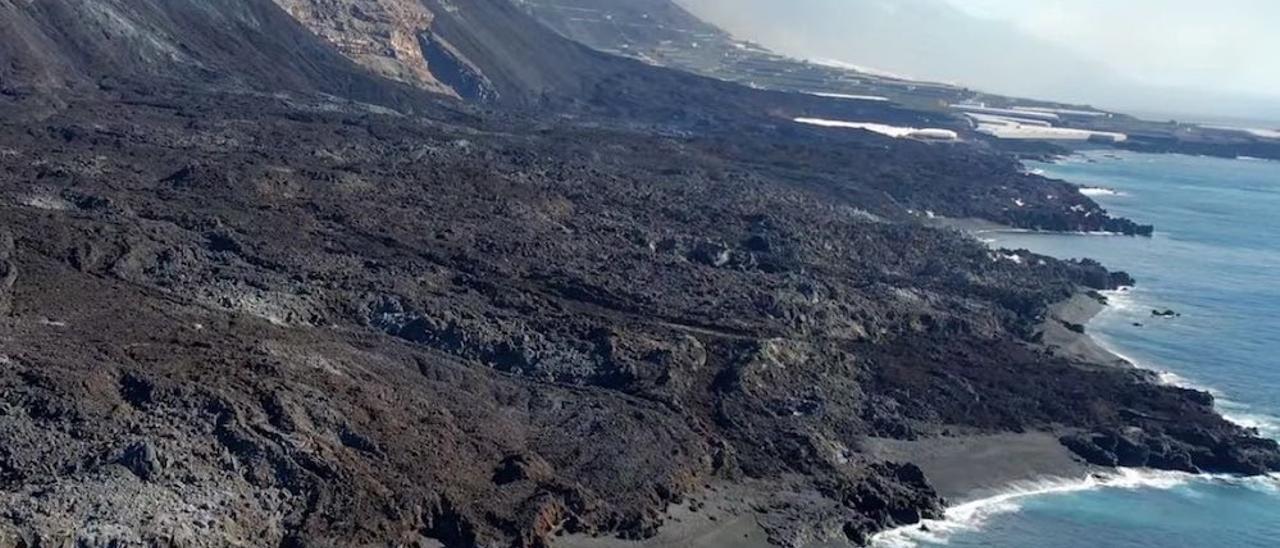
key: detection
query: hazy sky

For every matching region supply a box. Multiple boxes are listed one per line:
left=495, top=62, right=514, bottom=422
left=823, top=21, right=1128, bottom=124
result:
left=946, top=0, right=1280, bottom=97
left=677, top=0, right=1280, bottom=122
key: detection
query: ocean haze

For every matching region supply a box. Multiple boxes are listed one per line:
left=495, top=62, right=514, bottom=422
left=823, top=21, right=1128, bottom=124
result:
left=675, top=0, right=1280, bottom=123
left=947, top=0, right=1280, bottom=94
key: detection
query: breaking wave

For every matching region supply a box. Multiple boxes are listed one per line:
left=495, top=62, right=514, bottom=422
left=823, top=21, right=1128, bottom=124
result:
left=871, top=470, right=1280, bottom=547
left=1079, top=186, right=1124, bottom=197
left=1096, top=290, right=1280, bottom=439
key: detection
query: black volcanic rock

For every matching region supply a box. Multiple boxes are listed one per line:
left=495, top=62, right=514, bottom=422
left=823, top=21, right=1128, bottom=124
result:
left=115, top=440, right=165, bottom=481
left=689, top=240, right=733, bottom=267
left=1064, top=427, right=1280, bottom=476
left=0, top=2, right=1272, bottom=547
left=0, top=230, right=15, bottom=316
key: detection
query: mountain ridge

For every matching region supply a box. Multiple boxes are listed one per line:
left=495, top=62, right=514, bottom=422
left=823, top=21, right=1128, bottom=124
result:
left=674, top=0, right=1122, bottom=104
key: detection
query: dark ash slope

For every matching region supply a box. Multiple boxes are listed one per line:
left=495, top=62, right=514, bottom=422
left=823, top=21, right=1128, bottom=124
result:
left=0, top=0, right=432, bottom=108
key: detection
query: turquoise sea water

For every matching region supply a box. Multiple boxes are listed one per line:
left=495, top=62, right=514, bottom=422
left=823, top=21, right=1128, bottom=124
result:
left=877, top=151, right=1280, bottom=547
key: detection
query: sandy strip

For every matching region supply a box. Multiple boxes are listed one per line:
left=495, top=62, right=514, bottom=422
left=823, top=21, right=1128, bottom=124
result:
left=926, top=215, right=1131, bottom=368
left=864, top=432, right=1092, bottom=503
left=557, top=483, right=773, bottom=548
left=561, top=224, right=1128, bottom=547
left=1039, top=291, right=1132, bottom=368
left=559, top=431, right=1095, bottom=548
left=923, top=216, right=1016, bottom=235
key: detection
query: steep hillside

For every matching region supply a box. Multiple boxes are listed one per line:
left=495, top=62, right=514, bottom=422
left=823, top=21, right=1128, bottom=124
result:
left=516, top=0, right=987, bottom=115
left=266, top=0, right=583, bottom=102
left=271, top=0, right=458, bottom=96
left=271, top=0, right=686, bottom=104
left=0, top=0, right=426, bottom=107
left=513, top=0, right=728, bottom=57
left=0, top=0, right=961, bottom=121
left=417, top=0, right=623, bottom=103
left=0, top=0, right=761, bottom=108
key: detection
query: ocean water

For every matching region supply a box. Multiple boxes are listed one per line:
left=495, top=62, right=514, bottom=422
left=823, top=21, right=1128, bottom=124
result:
left=876, top=151, right=1280, bottom=547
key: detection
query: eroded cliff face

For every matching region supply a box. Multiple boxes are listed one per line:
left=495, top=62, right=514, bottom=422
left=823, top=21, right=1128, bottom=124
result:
left=271, top=0, right=496, bottom=100
left=271, top=0, right=621, bottom=105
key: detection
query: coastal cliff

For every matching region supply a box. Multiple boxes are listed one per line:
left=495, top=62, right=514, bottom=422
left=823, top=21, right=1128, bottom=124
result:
left=0, top=1, right=1271, bottom=547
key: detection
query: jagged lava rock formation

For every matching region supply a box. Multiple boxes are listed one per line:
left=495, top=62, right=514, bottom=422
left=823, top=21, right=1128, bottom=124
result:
left=0, top=0, right=1269, bottom=546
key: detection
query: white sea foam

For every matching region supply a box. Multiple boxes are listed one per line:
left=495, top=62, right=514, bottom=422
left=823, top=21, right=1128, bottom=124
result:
left=1157, top=370, right=1200, bottom=389
left=870, top=469, right=1200, bottom=547
left=982, top=228, right=1126, bottom=239
left=1108, top=343, right=1270, bottom=433
left=1150, top=371, right=1278, bottom=438
left=1095, top=291, right=1280, bottom=440
left=1218, top=399, right=1280, bottom=439
left=1098, top=288, right=1137, bottom=312
left=1079, top=186, right=1123, bottom=197
left=873, top=470, right=1280, bottom=547
left=1225, top=411, right=1280, bottom=438
left=1096, top=292, right=1223, bottom=389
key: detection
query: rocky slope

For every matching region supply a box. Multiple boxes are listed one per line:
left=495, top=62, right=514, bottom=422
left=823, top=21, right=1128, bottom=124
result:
left=271, top=0, right=458, bottom=96
left=0, top=1, right=1271, bottom=547
left=270, top=0, right=693, bottom=105
left=0, top=0, right=433, bottom=107
left=514, top=0, right=729, bottom=59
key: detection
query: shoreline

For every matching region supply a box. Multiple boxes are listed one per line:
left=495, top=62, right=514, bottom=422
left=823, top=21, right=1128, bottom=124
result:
left=865, top=276, right=1280, bottom=546
left=862, top=287, right=1142, bottom=547
left=925, top=216, right=1133, bottom=238
left=1036, top=290, right=1134, bottom=368
left=557, top=293, right=1274, bottom=548
left=559, top=287, right=1136, bottom=548
left=561, top=215, right=1262, bottom=548
left=868, top=468, right=1280, bottom=547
